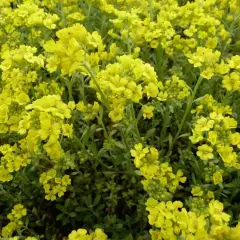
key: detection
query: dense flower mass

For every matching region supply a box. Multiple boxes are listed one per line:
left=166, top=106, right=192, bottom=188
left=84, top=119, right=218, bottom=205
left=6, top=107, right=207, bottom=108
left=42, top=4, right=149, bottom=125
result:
left=0, top=0, right=239, bottom=239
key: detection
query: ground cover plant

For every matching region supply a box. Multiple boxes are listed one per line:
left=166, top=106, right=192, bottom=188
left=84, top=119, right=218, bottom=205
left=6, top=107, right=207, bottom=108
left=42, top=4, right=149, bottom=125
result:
left=0, top=0, right=240, bottom=239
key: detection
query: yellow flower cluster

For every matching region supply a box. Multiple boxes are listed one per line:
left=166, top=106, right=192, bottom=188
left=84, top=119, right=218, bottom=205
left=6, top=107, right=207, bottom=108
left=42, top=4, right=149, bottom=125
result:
left=0, top=0, right=61, bottom=52
left=94, top=0, right=233, bottom=56
left=39, top=169, right=71, bottom=201
left=204, top=163, right=224, bottom=185
left=186, top=47, right=221, bottom=80
left=157, top=75, right=190, bottom=101
left=76, top=101, right=100, bottom=121
left=44, top=23, right=105, bottom=76
left=0, top=45, right=44, bottom=134
left=0, top=0, right=12, bottom=8
left=1, top=204, right=27, bottom=238
left=92, top=55, right=158, bottom=122
left=8, top=1, right=59, bottom=29
left=131, top=143, right=186, bottom=201
left=190, top=95, right=240, bottom=169
left=146, top=197, right=239, bottom=240
left=34, top=80, right=64, bottom=99
left=36, top=0, right=85, bottom=26
left=0, top=143, right=30, bottom=182
left=221, top=55, right=240, bottom=92
left=18, top=95, right=74, bottom=162
left=190, top=187, right=214, bottom=216
left=68, top=228, right=107, bottom=240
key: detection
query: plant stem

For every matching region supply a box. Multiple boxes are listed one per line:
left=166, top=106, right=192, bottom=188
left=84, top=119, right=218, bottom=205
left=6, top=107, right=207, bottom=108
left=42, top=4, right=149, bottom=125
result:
left=159, top=101, right=170, bottom=145
left=83, top=63, right=109, bottom=109
left=149, top=0, right=153, bottom=20
left=156, top=46, right=164, bottom=80
left=170, top=76, right=203, bottom=151
left=130, top=103, right=141, bottom=141
left=97, top=116, right=109, bottom=138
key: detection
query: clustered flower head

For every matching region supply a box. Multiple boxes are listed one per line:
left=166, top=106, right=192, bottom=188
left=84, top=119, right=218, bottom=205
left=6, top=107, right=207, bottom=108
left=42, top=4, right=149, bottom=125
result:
left=131, top=143, right=186, bottom=201
left=68, top=228, right=107, bottom=240
left=44, top=23, right=106, bottom=76
left=39, top=168, right=71, bottom=201
left=9, top=1, right=59, bottom=29
left=99, top=0, right=232, bottom=57
left=190, top=94, right=240, bottom=169
left=0, top=45, right=44, bottom=134
left=92, top=55, right=158, bottom=122
left=35, top=0, right=85, bottom=26
left=76, top=101, right=100, bottom=121
left=0, top=143, right=30, bottom=182
left=1, top=204, right=27, bottom=238
left=190, top=186, right=215, bottom=216
left=187, top=47, right=221, bottom=80
left=157, top=75, right=190, bottom=101
left=18, top=95, right=74, bottom=162
left=0, top=0, right=60, bottom=53
left=34, top=80, right=64, bottom=99
left=221, top=55, right=240, bottom=92
left=204, top=163, right=224, bottom=185
left=146, top=197, right=237, bottom=240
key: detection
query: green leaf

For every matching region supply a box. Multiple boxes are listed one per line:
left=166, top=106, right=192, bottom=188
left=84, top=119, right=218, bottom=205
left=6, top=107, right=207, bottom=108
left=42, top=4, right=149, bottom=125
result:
left=81, top=127, right=91, bottom=145
left=144, top=128, right=156, bottom=140
left=123, top=234, right=133, bottom=240
left=93, top=195, right=101, bottom=206
left=56, top=204, right=65, bottom=213
left=134, top=170, right=142, bottom=176
left=177, top=133, right=191, bottom=139
left=125, top=123, right=135, bottom=137
left=115, top=141, right=126, bottom=150
left=56, top=213, right=65, bottom=221
left=103, top=171, right=115, bottom=175
left=69, top=212, right=76, bottom=218
left=76, top=207, right=87, bottom=212
left=116, top=223, right=123, bottom=229
left=90, top=141, right=98, bottom=155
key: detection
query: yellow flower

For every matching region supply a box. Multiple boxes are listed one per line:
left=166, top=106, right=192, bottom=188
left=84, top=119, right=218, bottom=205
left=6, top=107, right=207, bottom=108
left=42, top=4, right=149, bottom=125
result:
left=195, top=117, right=214, bottom=132
left=205, top=37, right=218, bottom=49
left=222, top=72, right=240, bottom=92
left=197, top=144, right=214, bottom=160
left=144, top=82, right=159, bottom=98
left=61, top=175, right=71, bottom=186
left=11, top=204, right=27, bottom=219
left=45, top=190, right=57, bottom=201
left=191, top=186, right=203, bottom=197
left=68, top=228, right=107, bottom=240
left=229, top=132, right=240, bottom=148
left=207, top=131, right=218, bottom=145
left=217, top=145, right=237, bottom=166
left=90, top=228, right=108, bottom=240
left=208, top=200, right=230, bottom=225
left=62, top=124, right=73, bottom=138
left=201, top=67, right=215, bottom=80
left=213, top=171, right=223, bottom=185
left=108, top=105, right=124, bottom=122
left=130, top=143, right=149, bottom=168
left=76, top=101, right=87, bottom=112
left=142, top=105, right=154, bottom=119
left=68, top=229, right=88, bottom=240
left=206, top=191, right=215, bottom=200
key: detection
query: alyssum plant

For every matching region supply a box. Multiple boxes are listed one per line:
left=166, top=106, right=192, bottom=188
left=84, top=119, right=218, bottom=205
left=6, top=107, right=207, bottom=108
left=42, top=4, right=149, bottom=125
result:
left=0, top=0, right=240, bottom=239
